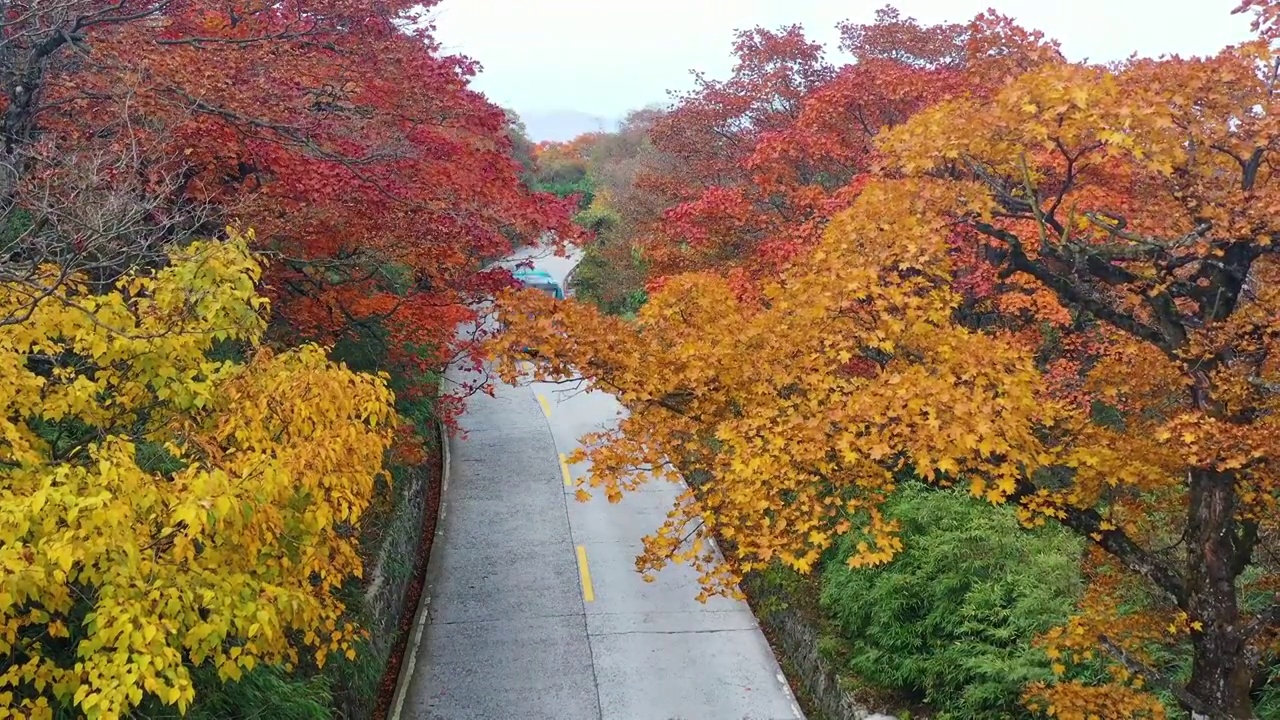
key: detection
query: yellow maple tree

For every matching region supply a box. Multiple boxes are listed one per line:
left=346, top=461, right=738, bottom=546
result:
left=0, top=230, right=396, bottom=719
left=490, top=35, right=1280, bottom=720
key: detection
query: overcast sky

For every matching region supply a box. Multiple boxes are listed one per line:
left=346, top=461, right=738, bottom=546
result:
left=430, top=1, right=1258, bottom=120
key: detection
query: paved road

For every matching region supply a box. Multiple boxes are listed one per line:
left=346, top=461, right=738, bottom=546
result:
left=395, top=248, right=804, bottom=720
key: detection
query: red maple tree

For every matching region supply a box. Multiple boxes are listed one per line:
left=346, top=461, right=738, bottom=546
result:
left=629, top=7, right=1063, bottom=296
left=3, top=0, right=579, bottom=419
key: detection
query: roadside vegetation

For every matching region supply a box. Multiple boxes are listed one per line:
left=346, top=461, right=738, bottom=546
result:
left=8, top=0, right=1280, bottom=717
left=0, top=0, right=573, bottom=717
left=490, top=4, right=1280, bottom=718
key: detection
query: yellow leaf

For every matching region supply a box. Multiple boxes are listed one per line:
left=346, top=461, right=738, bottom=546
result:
left=0, top=237, right=397, bottom=718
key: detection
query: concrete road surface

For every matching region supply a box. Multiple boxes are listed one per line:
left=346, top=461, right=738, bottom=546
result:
left=394, top=248, right=804, bottom=720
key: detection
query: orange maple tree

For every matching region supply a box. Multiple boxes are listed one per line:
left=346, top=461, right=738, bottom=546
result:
left=492, top=5, right=1280, bottom=718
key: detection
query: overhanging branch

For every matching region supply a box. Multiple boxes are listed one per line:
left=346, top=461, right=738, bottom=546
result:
left=1008, top=476, right=1189, bottom=606
left=971, top=220, right=1174, bottom=352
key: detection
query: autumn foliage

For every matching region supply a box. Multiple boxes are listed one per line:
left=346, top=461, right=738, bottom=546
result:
left=619, top=8, right=1062, bottom=287
left=0, top=233, right=396, bottom=717
left=2, top=0, right=577, bottom=412
left=493, top=4, right=1280, bottom=718
left=0, top=0, right=571, bottom=716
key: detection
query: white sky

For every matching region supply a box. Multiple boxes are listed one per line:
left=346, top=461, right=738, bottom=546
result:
left=430, top=1, right=1258, bottom=119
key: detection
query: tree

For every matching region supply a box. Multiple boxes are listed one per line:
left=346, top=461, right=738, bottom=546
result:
left=648, top=24, right=835, bottom=193
left=836, top=5, right=967, bottom=69
left=0, top=139, right=211, bottom=328
left=528, top=137, right=595, bottom=208
left=0, top=231, right=397, bottom=718
left=503, top=108, right=539, bottom=185
left=875, top=40, right=1280, bottom=719
left=564, top=109, right=668, bottom=315
left=632, top=9, right=1062, bottom=286
left=489, top=12, right=1280, bottom=720
left=1, top=0, right=578, bottom=414
left=633, top=25, right=834, bottom=281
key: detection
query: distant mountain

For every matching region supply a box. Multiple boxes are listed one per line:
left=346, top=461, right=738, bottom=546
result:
left=520, top=110, right=619, bottom=142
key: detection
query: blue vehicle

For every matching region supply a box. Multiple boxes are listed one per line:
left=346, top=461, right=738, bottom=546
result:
left=512, top=267, right=565, bottom=299
left=507, top=268, right=565, bottom=358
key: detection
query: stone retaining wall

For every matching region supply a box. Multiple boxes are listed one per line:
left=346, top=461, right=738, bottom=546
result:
left=337, top=458, right=431, bottom=720
left=365, top=462, right=429, bottom=654
left=741, top=574, right=897, bottom=720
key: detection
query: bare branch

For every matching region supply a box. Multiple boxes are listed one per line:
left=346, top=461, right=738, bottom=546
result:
left=1, top=127, right=216, bottom=326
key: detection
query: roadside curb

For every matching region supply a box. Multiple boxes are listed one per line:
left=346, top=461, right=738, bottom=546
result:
left=684, top=459, right=893, bottom=720
left=387, top=417, right=451, bottom=720
left=703, top=534, right=806, bottom=719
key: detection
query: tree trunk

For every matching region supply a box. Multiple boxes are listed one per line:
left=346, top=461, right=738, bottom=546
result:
left=1185, top=468, right=1255, bottom=719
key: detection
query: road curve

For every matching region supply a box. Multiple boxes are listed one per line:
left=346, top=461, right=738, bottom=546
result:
left=395, top=250, right=804, bottom=720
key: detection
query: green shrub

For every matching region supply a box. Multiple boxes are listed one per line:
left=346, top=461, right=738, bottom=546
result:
left=133, top=665, right=332, bottom=720
left=819, top=482, right=1086, bottom=719
left=534, top=176, right=594, bottom=210
left=574, top=204, right=620, bottom=234
left=1256, top=674, right=1280, bottom=720
left=325, top=636, right=387, bottom=720
left=569, top=242, right=647, bottom=317
left=190, top=667, right=332, bottom=720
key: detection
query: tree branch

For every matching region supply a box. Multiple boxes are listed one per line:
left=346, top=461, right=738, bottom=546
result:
left=1098, top=635, right=1224, bottom=718
left=971, top=220, right=1174, bottom=352
left=1006, top=475, right=1188, bottom=605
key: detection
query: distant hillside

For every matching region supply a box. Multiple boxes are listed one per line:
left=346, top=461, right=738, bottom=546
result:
left=521, top=110, right=619, bottom=142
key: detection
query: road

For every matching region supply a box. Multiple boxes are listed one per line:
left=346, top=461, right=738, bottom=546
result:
left=394, top=246, right=805, bottom=720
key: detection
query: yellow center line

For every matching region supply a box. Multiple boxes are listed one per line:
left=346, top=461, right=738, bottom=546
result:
left=575, top=545, right=595, bottom=602
left=559, top=453, right=572, bottom=486
left=536, top=393, right=552, bottom=418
